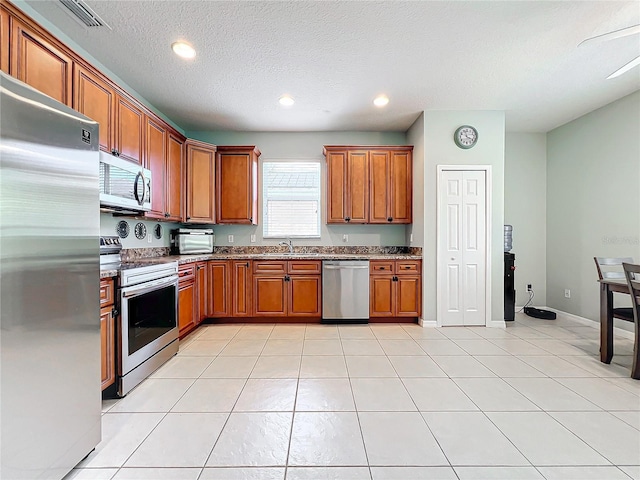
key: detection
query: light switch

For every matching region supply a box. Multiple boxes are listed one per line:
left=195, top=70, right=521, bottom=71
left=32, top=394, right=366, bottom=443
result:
left=228, top=234, right=234, bottom=243
left=343, top=234, right=348, bottom=242
left=250, top=234, right=256, bottom=243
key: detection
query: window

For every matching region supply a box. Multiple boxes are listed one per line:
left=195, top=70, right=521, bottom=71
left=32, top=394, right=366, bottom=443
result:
left=262, top=161, right=321, bottom=238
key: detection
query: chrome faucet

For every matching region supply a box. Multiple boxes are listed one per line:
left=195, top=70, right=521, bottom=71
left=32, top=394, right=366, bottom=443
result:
left=278, top=239, right=294, bottom=253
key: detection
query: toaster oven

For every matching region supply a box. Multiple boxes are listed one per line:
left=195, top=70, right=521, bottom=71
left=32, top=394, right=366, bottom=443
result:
left=171, top=228, right=214, bottom=254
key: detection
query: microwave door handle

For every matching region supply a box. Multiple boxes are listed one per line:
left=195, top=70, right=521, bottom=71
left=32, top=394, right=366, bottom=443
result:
left=133, top=171, right=144, bottom=206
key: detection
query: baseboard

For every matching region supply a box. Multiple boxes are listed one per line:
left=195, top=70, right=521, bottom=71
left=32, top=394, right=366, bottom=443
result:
left=419, top=318, right=438, bottom=327
left=540, top=307, right=635, bottom=341
left=488, top=320, right=507, bottom=328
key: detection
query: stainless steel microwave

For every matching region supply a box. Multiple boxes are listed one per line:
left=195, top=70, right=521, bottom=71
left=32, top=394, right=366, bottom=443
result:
left=99, top=151, right=151, bottom=213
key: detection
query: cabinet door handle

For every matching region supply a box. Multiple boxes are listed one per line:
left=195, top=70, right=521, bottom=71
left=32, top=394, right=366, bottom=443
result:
left=245, top=262, right=249, bottom=267
left=380, top=267, right=386, bottom=270
left=284, top=275, right=290, bottom=282
left=345, top=217, right=351, bottom=222
left=387, top=217, right=393, bottom=222
left=165, top=212, right=170, bottom=217
left=249, top=217, right=253, bottom=222
left=393, top=276, right=398, bottom=282
left=186, top=216, right=191, bottom=221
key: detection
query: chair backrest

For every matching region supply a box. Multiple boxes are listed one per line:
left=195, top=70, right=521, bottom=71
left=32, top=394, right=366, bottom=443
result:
left=594, top=257, right=634, bottom=280
left=622, top=262, right=640, bottom=325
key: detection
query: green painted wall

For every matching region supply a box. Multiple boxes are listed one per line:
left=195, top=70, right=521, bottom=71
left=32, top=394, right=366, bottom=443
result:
left=546, top=91, right=640, bottom=325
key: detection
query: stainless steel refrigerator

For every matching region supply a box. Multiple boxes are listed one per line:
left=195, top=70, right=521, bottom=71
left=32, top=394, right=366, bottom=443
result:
left=1, top=72, right=101, bottom=479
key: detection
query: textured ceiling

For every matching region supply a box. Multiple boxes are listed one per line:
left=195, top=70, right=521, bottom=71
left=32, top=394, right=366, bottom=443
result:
left=24, top=0, right=640, bottom=132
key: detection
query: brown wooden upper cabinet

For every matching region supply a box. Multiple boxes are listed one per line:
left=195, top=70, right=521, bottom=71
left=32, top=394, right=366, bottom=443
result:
left=1, top=6, right=10, bottom=73
left=325, top=148, right=369, bottom=224
left=144, top=117, right=184, bottom=221
left=11, top=17, right=72, bottom=106
left=370, top=148, right=413, bottom=224
left=165, top=132, right=184, bottom=221
left=73, top=65, right=114, bottom=153
left=185, top=140, right=216, bottom=224
left=324, top=146, right=412, bottom=224
left=144, top=116, right=167, bottom=218
left=115, top=94, right=144, bottom=164
left=215, top=146, right=260, bottom=225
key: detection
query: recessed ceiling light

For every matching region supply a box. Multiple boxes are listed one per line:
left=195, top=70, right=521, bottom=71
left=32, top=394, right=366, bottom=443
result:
left=373, top=95, right=389, bottom=107
left=171, top=41, right=196, bottom=59
left=279, top=95, right=295, bottom=106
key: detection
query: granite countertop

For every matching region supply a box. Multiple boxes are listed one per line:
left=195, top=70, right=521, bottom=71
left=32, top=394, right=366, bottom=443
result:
left=169, top=252, right=423, bottom=264
left=100, top=252, right=422, bottom=277
left=100, top=268, right=119, bottom=279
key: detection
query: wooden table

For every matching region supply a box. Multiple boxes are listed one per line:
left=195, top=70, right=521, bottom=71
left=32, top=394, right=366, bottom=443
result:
left=598, top=278, right=633, bottom=364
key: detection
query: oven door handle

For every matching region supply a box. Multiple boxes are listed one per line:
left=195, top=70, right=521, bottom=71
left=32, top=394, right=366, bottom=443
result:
left=121, top=275, right=179, bottom=298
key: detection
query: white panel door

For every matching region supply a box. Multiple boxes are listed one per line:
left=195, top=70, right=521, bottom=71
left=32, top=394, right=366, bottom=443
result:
left=439, top=170, right=486, bottom=326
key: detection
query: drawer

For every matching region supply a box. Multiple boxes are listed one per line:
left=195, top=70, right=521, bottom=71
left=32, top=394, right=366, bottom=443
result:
left=178, top=264, right=196, bottom=282
left=370, top=261, right=394, bottom=274
left=253, top=261, right=287, bottom=274
left=396, top=260, right=421, bottom=275
left=99, top=278, right=115, bottom=307
left=288, top=261, right=321, bottom=275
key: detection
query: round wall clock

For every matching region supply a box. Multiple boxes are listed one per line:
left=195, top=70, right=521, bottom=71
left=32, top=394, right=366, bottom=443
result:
left=116, top=220, right=130, bottom=238
left=134, top=222, right=147, bottom=240
left=454, top=125, right=478, bottom=149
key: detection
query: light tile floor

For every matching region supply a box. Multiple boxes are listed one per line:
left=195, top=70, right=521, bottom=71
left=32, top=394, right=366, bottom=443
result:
left=65, top=313, right=640, bottom=480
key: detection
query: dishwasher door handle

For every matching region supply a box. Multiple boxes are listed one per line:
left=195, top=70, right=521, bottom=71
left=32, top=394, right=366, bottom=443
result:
left=323, top=265, right=369, bottom=270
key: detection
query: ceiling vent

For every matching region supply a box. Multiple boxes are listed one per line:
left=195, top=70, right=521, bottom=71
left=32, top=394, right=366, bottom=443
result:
left=58, top=0, right=110, bottom=28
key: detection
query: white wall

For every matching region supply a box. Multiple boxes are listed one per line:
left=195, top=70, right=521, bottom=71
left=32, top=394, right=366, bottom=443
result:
left=100, top=214, right=179, bottom=249
left=407, top=113, right=425, bottom=248
left=422, top=111, right=506, bottom=324
left=546, top=91, right=640, bottom=324
left=186, top=131, right=409, bottom=247
left=504, top=133, right=547, bottom=307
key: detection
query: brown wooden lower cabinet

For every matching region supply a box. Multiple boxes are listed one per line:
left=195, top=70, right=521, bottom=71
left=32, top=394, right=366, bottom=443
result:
left=289, top=275, right=322, bottom=316
left=178, top=264, right=197, bottom=337
left=178, top=279, right=196, bottom=337
left=253, top=275, right=287, bottom=316
left=208, top=261, right=230, bottom=318
left=253, top=260, right=321, bottom=318
left=100, top=278, right=116, bottom=391
left=196, top=261, right=208, bottom=323
left=370, top=260, right=421, bottom=318
left=232, top=261, right=252, bottom=317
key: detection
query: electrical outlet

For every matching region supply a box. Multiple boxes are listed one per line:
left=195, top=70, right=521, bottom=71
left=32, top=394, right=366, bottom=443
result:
left=250, top=234, right=256, bottom=243
left=410, top=233, right=413, bottom=243
left=147, top=234, right=152, bottom=244
left=228, top=234, right=234, bottom=243
left=564, top=289, right=571, bottom=298
left=527, top=284, right=532, bottom=292
left=343, top=234, right=348, bottom=242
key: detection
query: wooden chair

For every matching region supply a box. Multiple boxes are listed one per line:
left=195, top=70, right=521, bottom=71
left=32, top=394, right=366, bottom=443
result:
left=594, top=257, right=635, bottom=322
left=622, top=262, right=640, bottom=379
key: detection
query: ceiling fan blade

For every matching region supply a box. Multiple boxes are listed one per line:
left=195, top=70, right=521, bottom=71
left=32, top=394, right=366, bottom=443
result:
left=579, top=24, right=640, bottom=47
left=607, top=55, right=640, bottom=79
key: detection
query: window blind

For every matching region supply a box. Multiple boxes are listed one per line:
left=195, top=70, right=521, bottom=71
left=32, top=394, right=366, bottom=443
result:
left=263, top=162, right=321, bottom=238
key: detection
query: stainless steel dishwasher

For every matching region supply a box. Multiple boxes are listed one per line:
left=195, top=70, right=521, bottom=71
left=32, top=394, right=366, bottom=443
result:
left=322, top=260, right=370, bottom=323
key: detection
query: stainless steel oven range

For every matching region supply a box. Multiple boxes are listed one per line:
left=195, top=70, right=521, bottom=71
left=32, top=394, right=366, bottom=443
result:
left=118, top=261, right=179, bottom=396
